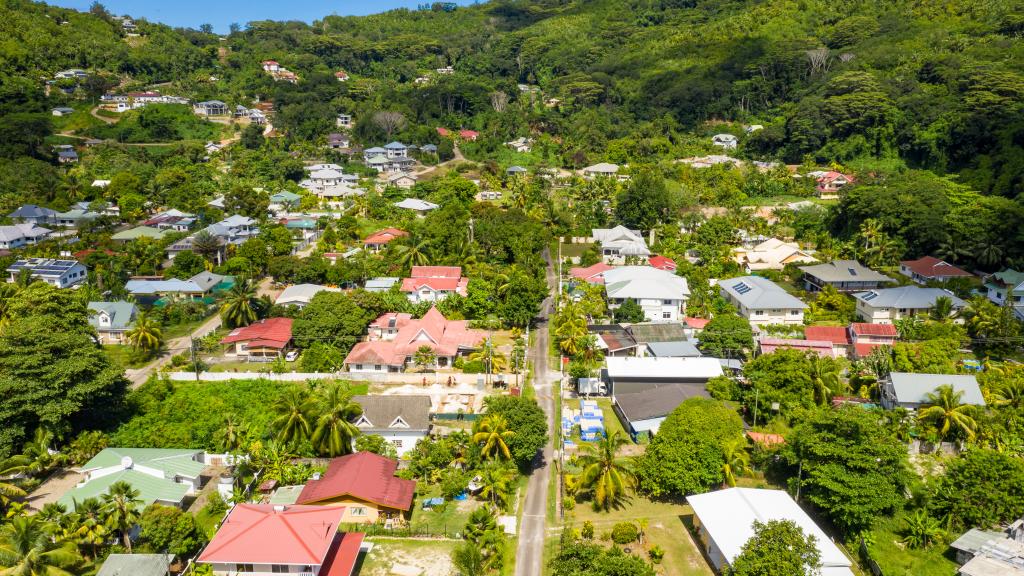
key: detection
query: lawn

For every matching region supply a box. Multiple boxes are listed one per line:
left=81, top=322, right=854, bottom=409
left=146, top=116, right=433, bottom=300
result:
left=359, top=537, right=459, bottom=576
left=558, top=242, right=594, bottom=259
left=408, top=487, right=479, bottom=537
left=161, top=315, right=217, bottom=340
left=102, top=345, right=152, bottom=369
left=565, top=398, right=633, bottom=445
left=569, top=494, right=714, bottom=576
left=866, top=513, right=958, bottom=576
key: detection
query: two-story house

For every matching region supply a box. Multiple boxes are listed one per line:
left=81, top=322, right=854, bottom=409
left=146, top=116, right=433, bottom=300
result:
left=351, top=395, right=431, bottom=456
left=719, top=276, right=807, bottom=327
left=400, top=266, right=468, bottom=303
left=592, top=226, right=651, bottom=263
left=853, top=286, right=966, bottom=324
left=6, top=258, right=87, bottom=288
left=984, top=269, right=1024, bottom=320
left=899, top=256, right=973, bottom=284
left=603, top=266, right=689, bottom=322
left=88, top=301, right=138, bottom=345
left=800, top=260, right=891, bottom=293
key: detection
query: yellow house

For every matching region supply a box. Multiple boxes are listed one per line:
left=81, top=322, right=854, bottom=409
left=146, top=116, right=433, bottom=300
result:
left=295, top=452, right=416, bottom=524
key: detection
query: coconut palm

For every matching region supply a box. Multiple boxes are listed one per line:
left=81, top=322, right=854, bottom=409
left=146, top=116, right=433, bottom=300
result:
left=125, top=311, right=163, bottom=356
left=310, top=384, right=363, bottom=457
left=721, top=437, right=753, bottom=488
left=468, top=339, right=508, bottom=376
left=929, top=296, right=956, bottom=322
left=7, top=429, right=65, bottom=478
left=473, top=415, right=515, bottom=461
left=918, top=384, right=978, bottom=441
left=61, top=498, right=108, bottom=560
left=190, top=230, right=222, bottom=262
left=214, top=414, right=249, bottom=453
left=477, top=464, right=516, bottom=512
left=0, top=515, right=81, bottom=576
left=577, top=431, right=633, bottom=511
left=102, top=481, right=143, bottom=552
left=808, top=354, right=844, bottom=406
left=992, top=378, right=1024, bottom=409
left=271, top=387, right=316, bottom=447
left=0, top=458, right=28, bottom=504
left=395, top=239, right=431, bottom=268
left=220, top=280, right=258, bottom=328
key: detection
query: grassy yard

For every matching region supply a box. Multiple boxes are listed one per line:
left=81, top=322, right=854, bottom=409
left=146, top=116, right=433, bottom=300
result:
left=866, top=513, right=958, bottom=576
left=194, top=506, right=223, bottom=538
left=408, top=485, right=480, bottom=537
left=161, top=315, right=217, bottom=340
left=359, top=537, right=459, bottom=576
left=558, top=242, right=594, bottom=259
left=102, top=345, right=152, bottom=369
left=565, top=398, right=633, bottom=445
left=568, top=494, right=714, bottom=576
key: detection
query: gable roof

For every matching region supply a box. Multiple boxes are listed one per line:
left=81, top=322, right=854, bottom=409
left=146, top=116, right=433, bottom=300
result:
left=351, top=395, right=432, bottom=432
left=8, top=204, right=57, bottom=219
left=394, top=198, right=438, bottom=211
left=346, top=307, right=484, bottom=365
left=569, top=262, right=614, bottom=284
left=648, top=255, right=677, bottom=271
left=759, top=338, right=836, bottom=358
left=854, top=286, right=966, bottom=309
left=296, top=452, right=416, bottom=510
left=603, top=266, right=689, bottom=300
left=688, top=488, right=853, bottom=573
left=627, top=322, right=688, bottom=343
left=803, top=325, right=851, bottom=345
left=720, top=276, right=807, bottom=310
left=220, top=317, right=293, bottom=348
left=888, top=372, right=985, bottom=406
left=88, top=301, right=137, bottom=331
left=81, top=447, right=206, bottom=477
left=0, top=223, right=51, bottom=242
left=615, top=383, right=709, bottom=422
left=275, top=284, right=340, bottom=306
left=800, top=260, right=890, bottom=283
left=111, top=226, right=166, bottom=241
left=849, top=323, right=897, bottom=337
left=583, top=162, right=619, bottom=174
left=900, top=256, right=972, bottom=279
left=198, top=504, right=345, bottom=566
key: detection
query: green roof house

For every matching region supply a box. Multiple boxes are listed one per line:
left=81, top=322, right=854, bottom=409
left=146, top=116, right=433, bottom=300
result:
left=59, top=448, right=210, bottom=510
left=111, top=226, right=167, bottom=242
left=269, top=190, right=302, bottom=207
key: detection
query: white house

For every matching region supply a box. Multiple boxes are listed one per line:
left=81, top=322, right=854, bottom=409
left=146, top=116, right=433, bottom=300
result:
left=274, top=284, right=341, bottom=309
left=719, top=276, right=807, bottom=327
left=0, top=224, right=52, bottom=249
left=602, top=266, right=689, bottom=322
left=733, top=238, right=817, bottom=271
left=393, top=198, right=439, bottom=216
left=351, top=395, right=432, bottom=457
left=6, top=258, right=87, bottom=288
left=88, top=301, right=138, bottom=345
left=853, top=286, right=966, bottom=324
left=386, top=173, right=418, bottom=190
left=581, top=162, right=623, bottom=180
left=505, top=137, right=532, bottom=152
left=711, top=133, right=739, bottom=149
left=882, top=372, right=985, bottom=410
left=336, top=113, right=353, bottom=128
left=688, top=488, right=854, bottom=576
left=592, top=226, right=651, bottom=263
left=984, top=269, right=1024, bottom=320
left=384, top=142, right=408, bottom=158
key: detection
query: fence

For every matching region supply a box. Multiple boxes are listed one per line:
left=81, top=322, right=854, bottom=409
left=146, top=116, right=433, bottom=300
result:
left=433, top=412, right=481, bottom=421
left=859, top=538, right=884, bottom=576
left=167, top=370, right=516, bottom=386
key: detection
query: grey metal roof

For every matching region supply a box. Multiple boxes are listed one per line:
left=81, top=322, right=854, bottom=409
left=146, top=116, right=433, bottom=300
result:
left=799, top=260, right=890, bottom=283
left=615, top=383, right=709, bottom=423
left=97, top=553, right=173, bottom=576
left=951, top=529, right=1007, bottom=554
left=603, top=266, right=689, bottom=300
left=888, top=372, right=986, bottom=406
left=9, top=205, right=57, bottom=219
left=646, top=341, right=702, bottom=358
left=627, top=322, right=688, bottom=343
left=189, top=271, right=227, bottom=292
left=853, top=286, right=966, bottom=309
left=720, top=276, right=807, bottom=310
left=352, top=395, right=432, bottom=431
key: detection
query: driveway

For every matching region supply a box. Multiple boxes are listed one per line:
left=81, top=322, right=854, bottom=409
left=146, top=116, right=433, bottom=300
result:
left=25, top=469, right=83, bottom=512
left=515, top=249, right=557, bottom=576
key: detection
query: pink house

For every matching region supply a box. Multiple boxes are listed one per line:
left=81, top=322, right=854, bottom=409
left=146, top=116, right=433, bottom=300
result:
left=400, top=266, right=469, bottom=303
left=570, top=262, right=615, bottom=284
left=344, top=307, right=486, bottom=372
left=758, top=337, right=837, bottom=358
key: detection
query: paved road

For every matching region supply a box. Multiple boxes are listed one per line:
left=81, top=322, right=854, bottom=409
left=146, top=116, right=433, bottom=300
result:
left=125, top=312, right=222, bottom=388
left=515, top=248, right=558, bottom=576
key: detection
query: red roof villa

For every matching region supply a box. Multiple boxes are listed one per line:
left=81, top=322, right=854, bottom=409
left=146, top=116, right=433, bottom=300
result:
left=648, top=255, right=677, bottom=272
left=296, top=452, right=416, bottom=524
left=400, top=266, right=469, bottom=303
left=344, top=307, right=486, bottom=373
left=569, top=262, right=615, bottom=284
left=363, top=227, right=407, bottom=252
left=197, top=504, right=363, bottom=576
left=220, top=317, right=293, bottom=359
left=899, top=256, right=972, bottom=284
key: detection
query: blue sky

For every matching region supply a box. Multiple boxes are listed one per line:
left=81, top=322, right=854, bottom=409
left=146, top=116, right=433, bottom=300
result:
left=49, top=0, right=475, bottom=33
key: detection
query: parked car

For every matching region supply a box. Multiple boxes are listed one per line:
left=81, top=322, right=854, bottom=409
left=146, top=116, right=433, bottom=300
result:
left=285, top=350, right=299, bottom=362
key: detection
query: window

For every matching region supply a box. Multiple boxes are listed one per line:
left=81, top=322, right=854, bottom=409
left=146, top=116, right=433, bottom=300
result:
left=355, top=364, right=362, bottom=370
left=754, top=310, right=765, bottom=316
left=352, top=507, right=367, bottom=516
left=374, top=365, right=382, bottom=371
left=392, top=439, right=404, bottom=448
left=271, top=566, right=288, bottom=574
left=790, top=310, right=801, bottom=315
left=663, top=299, right=674, bottom=305
left=235, top=564, right=254, bottom=573
left=662, top=312, right=671, bottom=319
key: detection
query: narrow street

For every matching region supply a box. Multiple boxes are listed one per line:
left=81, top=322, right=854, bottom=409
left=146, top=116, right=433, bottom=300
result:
left=515, top=248, right=558, bottom=576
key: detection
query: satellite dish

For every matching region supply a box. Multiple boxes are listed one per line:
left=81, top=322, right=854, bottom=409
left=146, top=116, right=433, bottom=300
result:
left=121, top=456, right=134, bottom=469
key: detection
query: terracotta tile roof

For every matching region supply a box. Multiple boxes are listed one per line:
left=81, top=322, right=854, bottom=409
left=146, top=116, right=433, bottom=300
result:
left=410, top=266, right=461, bottom=278
left=900, top=256, right=972, bottom=279
left=363, top=228, right=407, bottom=246
left=220, top=318, right=293, bottom=349
left=759, top=338, right=836, bottom=358
left=436, top=127, right=451, bottom=137
left=569, top=262, right=614, bottom=283
left=803, top=326, right=851, bottom=345
left=849, top=323, right=898, bottom=337
left=346, top=307, right=485, bottom=366
left=401, top=266, right=467, bottom=295
left=684, top=317, right=710, bottom=329
left=296, top=452, right=416, bottom=510
left=198, top=504, right=345, bottom=565
left=648, top=255, right=677, bottom=271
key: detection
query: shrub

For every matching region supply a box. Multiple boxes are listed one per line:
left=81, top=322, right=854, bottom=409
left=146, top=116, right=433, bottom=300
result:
left=611, top=522, right=639, bottom=544
left=648, top=544, right=665, bottom=563
left=203, top=491, right=228, bottom=516
left=581, top=521, right=594, bottom=540
left=563, top=496, right=575, bottom=511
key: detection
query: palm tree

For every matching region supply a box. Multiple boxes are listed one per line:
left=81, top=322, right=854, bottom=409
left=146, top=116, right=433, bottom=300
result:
left=577, top=431, right=633, bottom=511
left=477, top=464, right=515, bottom=511
left=929, top=296, right=955, bottom=322
left=992, top=378, right=1024, bottom=409
left=102, top=481, right=142, bottom=552
left=125, top=311, right=163, bottom=356
left=395, top=239, right=431, bottom=268
left=808, top=355, right=844, bottom=406
left=918, top=384, right=978, bottom=441
left=721, top=437, right=753, bottom=488
left=0, top=458, right=28, bottom=504
left=61, top=498, right=108, bottom=560
left=310, top=383, right=363, bottom=457
left=0, top=515, right=81, bottom=575
left=190, top=230, right=222, bottom=263
left=473, top=415, right=515, bottom=461
left=214, top=414, right=249, bottom=453
left=468, top=339, right=508, bottom=381
left=8, top=429, right=65, bottom=478
left=451, top=542, right=487, bottom=576
left=271, top=387, right=316, bottom=447
left=220, top=280, right=258, bottom=328
left=858, top=219, right=883, bottom=251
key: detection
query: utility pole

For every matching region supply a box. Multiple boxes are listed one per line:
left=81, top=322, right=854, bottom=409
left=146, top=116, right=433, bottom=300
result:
left=190, top=336, right=200, bottom=381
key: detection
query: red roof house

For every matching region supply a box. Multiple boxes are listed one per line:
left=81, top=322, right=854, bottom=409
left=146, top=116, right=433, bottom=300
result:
left=803, top=325, right=851, bottom=357
left=758, top=337, right=837, bottom=358
left=334, top=70, right=349, bottom=81
left=746, top=431, right=786, bottom=447
left=815, top=171, right=854, bottom=196
left=220, top=317, right=293, bottom=358
left=684, top=317, right=710, bottom=331
left=296, top=452, right=417, bottom=523
left=648, top=255, right=677, bottom=272
left=899, top=256, right=972, bottom=284
left=569, top=262, right=615, bottom=284
left=400, top=266, right=469, bottom=302
left=345, top=307, right=485, bottom=371
left=436, top=127, right=451, bottom=137
left=363, top=227, right=407, bottom=252
left=197, top=504, right=363, bottom=576
left=458, top=129, right=479, bottom=141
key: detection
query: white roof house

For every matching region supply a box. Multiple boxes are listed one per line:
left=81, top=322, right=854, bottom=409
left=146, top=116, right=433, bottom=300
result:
left=882, top=372, right=985, bottom=410
left=712, top=133, right=739, bottom=149
left=719, top=276, right=807, bottom=326
left=394, top=198, right=439, bottom=213
left=581, top=162, right=621, bottom=179
left=274, top=284, right=341, bottom=308
left=603, top=266, right=689, bottom=322
left=733, top=238, right=817, bottom=271
left=688, top=488, right=854, bottom=576
left=592, top=226, right=651, bottom=260
left=853, top=286, right=967, bottom=324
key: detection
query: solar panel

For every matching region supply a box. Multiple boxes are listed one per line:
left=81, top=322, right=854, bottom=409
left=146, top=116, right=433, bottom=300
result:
left=848, top=268, right=857, bottom=276
left=734, top=282, right=752, bottom=295
left=862, top=292, right=877, bottom=301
